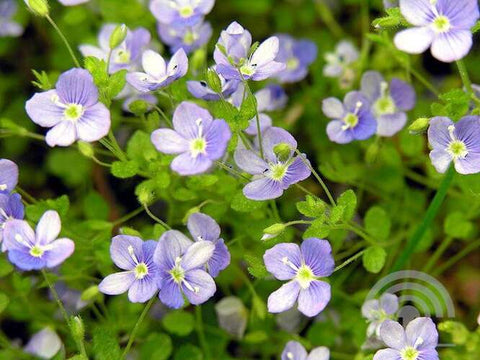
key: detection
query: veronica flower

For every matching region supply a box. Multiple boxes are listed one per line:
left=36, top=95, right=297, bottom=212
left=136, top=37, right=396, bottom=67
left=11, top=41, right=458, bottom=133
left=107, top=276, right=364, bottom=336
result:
left=126, top=49, right=188, bottom=92
left=244, top=114, right=273, bottom=136
left=374, top=317, right=439, bottom=360
left=0, top=193, right=24, bottom=250
left=281, top=341, right=330, bottom=360
left=158, top=21, right=212, bottom=54
left=214, top=22, right=285, bottom=81
left=151, top=101, right=231, bottom=175
left=187, top=67, right=240, bottom=101
left=187, top=212, right=230, bottom=277
left=150, top=0, right=215, bottom=27
left=362, top=293, right=399, bottom=337
left=98, top=235, right=158, bottom=303
left=323, top=40, right=359, bottom=78
left=3, top=211, right=74, bottom=270
left=427, top=116, right=480, bottom=174
left=0, top=0, right=23, bottom=37
left=394, top=0, right=479, bottom=63
left=264, top=238, right=334, bottom=317
left=234, top=127, right=310, bottom=200
left=116, top=83, right=158, bottom=113
left=154, top=230, right=216, bottom=308
left=360, top=71, right=416, bottom=137
left=25, top=328, right=62, bottom=359
left=0, top=158, right=18, bottom=193
left=274, top=34, right=317, bottom=83
left=322, top=92, right=376, bottom=144
left=255, top=84, right=288, bottom=112
left=79, top=24, right=151, bottom=74
left=25, top=68, right=111, bottom=147
left=58, top=0, right=90, bottom=5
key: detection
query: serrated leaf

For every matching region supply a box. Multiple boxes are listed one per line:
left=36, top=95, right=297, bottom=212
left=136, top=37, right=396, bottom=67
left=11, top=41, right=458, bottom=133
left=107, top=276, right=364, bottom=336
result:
left=26, top=195, right=70, bottom=222
left=231, top=192, right=263, bottom=212
left=337, top=190, right=357, bottom=221
left=303, top=216, right=330, bottom=239
left=245, top=254, right=269, bottom=278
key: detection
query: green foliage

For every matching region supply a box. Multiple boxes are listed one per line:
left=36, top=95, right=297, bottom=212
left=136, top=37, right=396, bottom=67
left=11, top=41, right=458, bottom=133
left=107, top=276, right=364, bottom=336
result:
left=140, top=333, right=173, bottom=360
left=111, top=161, right=139, bottom=178
left=26, top=195, right=70, bottom=222
left=431, top=90, right=471, bottom=121
left=364, top=206, right=391, bottom=241
left=362, top=246, right=387, bottom=274
left=162, top=310, right=195, bottom=336
left=92, top=327, right=122, bottom=360
left=296, top=195, right=326, bottom=218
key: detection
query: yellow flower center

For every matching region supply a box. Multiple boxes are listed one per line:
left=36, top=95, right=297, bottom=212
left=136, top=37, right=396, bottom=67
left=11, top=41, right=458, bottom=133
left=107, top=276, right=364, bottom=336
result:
left=30, top=246, right=44, bottom=258
left=64, top=104, right=84, bottom=121
left=401, top=346, right=419, bottom=360
left=179, top=6, right=194, bottom=18
left=134, top=263, right=149, bottom=279
left=286, top=57, right=299, bottom=70
left=432, top=15, right=451, bottom=33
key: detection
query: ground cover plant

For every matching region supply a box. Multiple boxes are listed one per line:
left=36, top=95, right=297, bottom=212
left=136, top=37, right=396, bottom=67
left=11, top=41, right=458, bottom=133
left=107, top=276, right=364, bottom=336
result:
left=0, top=0, right=479, bottom=359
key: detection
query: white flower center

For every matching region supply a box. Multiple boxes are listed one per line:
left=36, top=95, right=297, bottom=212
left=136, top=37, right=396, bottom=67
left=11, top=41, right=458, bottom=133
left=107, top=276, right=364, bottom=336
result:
left=342, top=101, right=362, bottom=130
left=179, top=6, right=194, bottom=18
left=268, top=163, right=288, bottom=181
left=432, top=15, right=451, bottom=33
left=400, top=346, right=419, bottom=360
left=64, top=104, right=84, bottom=121
left=190, top=118, right=207, bottom=158
left=170, top=256, right=200, bottom=293
left=447, top=125, right=468, bottom=159
left=114, top=49, right=131, bottom=64
left=282, top=257, right=316, bottom=289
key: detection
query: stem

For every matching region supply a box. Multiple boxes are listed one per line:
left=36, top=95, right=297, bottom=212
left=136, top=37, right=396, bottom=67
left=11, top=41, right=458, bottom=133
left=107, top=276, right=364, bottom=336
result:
left=315, top=1, right=344, bottom=38
left=409, top=67, right=440, bottom=97
left=106, top=49, right=113, bottom=75
left=143, top=204, right=171, bottom=229
left=45, top=15, right=81, bottom=68
left=392, top=166, right=455, bottom=271
left=294, top=149, right=336, bottom=206
left=334, top=250, right=365, bottom=272
left=422, top=236, right=454, bottom=273
left=195, top=306, right=211, bottom=360
left=15, top=186, right=37, bottom=203
left=456, top=59, right=480, bottom=107
left=108, top=131, right=128, bottom=161
left=122, top=295, right=156, bottom=358
left=433, top=239, right=480, bottom=276
left=41, top=270, right=88, bottom=358
left=153, top=105, right=173, bottom=127
left=112, top=207, right=144, bottom=226
left=244, top=82, right=264, bottom=159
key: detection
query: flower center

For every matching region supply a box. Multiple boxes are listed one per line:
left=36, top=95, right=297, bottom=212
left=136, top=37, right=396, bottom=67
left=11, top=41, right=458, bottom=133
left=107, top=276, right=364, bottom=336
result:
left=401, top=347, right=419, bottom=360
left=269, top=163, right=288, bottom=181
left=448, top=140, right=468, bottom=159
left=190, top=138, right=207, bottom=158
left=179, top=6, right=193, bottom=18
left=170, top=262, right=185, bottom=283
left=114, top=49, right=131, bottom=64
left=295, top=264, right=315, bottom=289
left=343, top=113, right=359, bottom=128
left=183, top=31, right=196, bottom=45
left=30, top=245, right=44, bottom=258
left=240, top=63, right=256, bottom=77
left=432, top=15, right=451, bottom=33
left=64, top=104, right=84, bottom=121
left=374, top=96, right=396, bottom=115
left=286, top=57, right=299, bottom=70
left=134, top=263, right=149, bottom=279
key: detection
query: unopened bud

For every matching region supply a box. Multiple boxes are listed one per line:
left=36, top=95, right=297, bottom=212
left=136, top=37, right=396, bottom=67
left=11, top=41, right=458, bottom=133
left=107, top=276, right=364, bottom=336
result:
left=206, top=68, right=222, bottom=94
left=80, top=285, right=99, bottom=302
left=262, top=223, right=286, bottom=240
left=128, top=99, right=149, bottom=114
left=273, top=143, right=292, bottom=162
left=24, top=0, right=49, bottom=17
left=109, top=24, right=128, bottom=49
left=77, top=141, right=94, bottom=158
left=70, top=316, right=85, bottom=342
left=408, top=117, right=430, bottom=135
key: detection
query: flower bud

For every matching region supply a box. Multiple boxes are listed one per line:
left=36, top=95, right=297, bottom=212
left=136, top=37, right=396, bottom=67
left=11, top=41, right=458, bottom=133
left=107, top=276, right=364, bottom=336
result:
left=408, top=117, right=430, bottom=135
left=80, top=285, right=99, bottom=302
left=273, top=143, right=292, bottom=162
left=24, top=0, right=49, bottom=17
left=206, top=68, right=222, bottom=94
left=70, top=316, right=85, bottom=342
left=128, top=99, right=149, bottom=115
left=77, top=141, right=94, bottom=158
left=262, top=223, right=286, bottom=240
left=109, top=24, right=127, bottom=49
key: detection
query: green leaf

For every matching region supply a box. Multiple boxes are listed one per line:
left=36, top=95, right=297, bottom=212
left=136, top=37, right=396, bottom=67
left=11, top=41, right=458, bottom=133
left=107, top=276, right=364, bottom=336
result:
left=444, top=212, right=473, bottom=239
left=0, top=293, right=9, bottom=314
left=92, top=327, right=121, bottom=360
left=31, top=69, right=53, bottom=90
left=231, top=192, right=263, bottom=212
left=47, top=149, right=91, bottom=187
left=111, top=161, right=139, bottom=179
left=362, top=246, right=387, bottom=274
left=364, top=206, right=391, bottom=241
left=431, top=89, right=470, bottom=121
left=296, top=195, right=326, bottom=218
left=174, top=344, right=203, bottom=360
left=239, top=90, right=258, bottom=122
left=162, top=310, right=195, bottom=336
left=303, top=217, right=330, bottom=239
left=26, top=195, right=70, bottom=222
left=127, top=131, right=158, bottom=164
left=245, top=254, right=269, bottom=279
left=140, top=333, right=172, bottom=360
left=371, top=7, right=408, bottom=28
left=0, top=257, right=13, bottom=278
left=83, top=191, right=109, bottom=220
left=336, top=190, right=357, bottom=221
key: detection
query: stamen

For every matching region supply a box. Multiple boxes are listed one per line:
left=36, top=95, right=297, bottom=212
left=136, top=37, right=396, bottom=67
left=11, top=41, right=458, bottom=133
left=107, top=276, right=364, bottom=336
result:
left=447, top=125, right=456, bottom=141
left=380, top=81, right=389, bottom=98
left=15, top=234, right=32, bottom=248
left=354, top=101, right=363, bottom=115
left=183, top=278, right=199, bottom=293
left=0, top=184, right=7, bottom=191
left=286, top=352, right=294, bottom=360
left=413, top=337, right=424, bottom=348
left=282, top=257, right=299, bottom=272
left=196, top=118, right=203, bottom=138
left=127, top=245, right=139, bottom=264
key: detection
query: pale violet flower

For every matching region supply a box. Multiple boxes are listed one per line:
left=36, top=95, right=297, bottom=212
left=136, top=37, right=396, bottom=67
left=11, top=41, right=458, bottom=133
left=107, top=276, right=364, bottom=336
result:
left=282, top=341, right=330, bottom=360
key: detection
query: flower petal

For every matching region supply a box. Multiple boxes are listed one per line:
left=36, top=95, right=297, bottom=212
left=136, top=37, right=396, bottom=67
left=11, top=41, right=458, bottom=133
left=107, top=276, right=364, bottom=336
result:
left=44, top=238, right=75, bottom=268
left=56, top=68, right=99, bottom=107
left=390, top=78, right=416, bottom=111
left=380, top=293, right=399, bottom=315
left=322, top=98, right=345, bottom=119
left=204, top=119, right=231, bottom=160
left=167, top=48, right=188, bottom=78
left=3, top=219, right=35, bottom=252
left=431, top=30, right=473, bottom=63
left=326, top=120, right=354, bottom=144
left=281, top=341, right=307, bottom=360
left=183, top=269, right=216, bottom=305
left=173, top=101, right=212, bottom=140
left=234, top=149, right=268, bottom=175
left=36, top=210, right=61, bottom=245
left=159, top=277, right=184, bottom=309
left=8, top=250, right=46, bottom=270
left=405, top=317, right=438, bottom=349
left=182, top=240, right=215, bottom=271
left=361, top=71, right=383, bottom=102
left=110, top=235, right=143, bottom=270
left=262, top=127, right=297, bottom=163
left=394, top=27, right=433, bottom=55
left=427, top=117, right=453, bottom=149
left=399, top=0, right=435, bottom=26
left=171, top=153, right=213, bottom=175
left=25, top=90, right=64, bottom=127
left=251, top=37, right=280, bottom=67
left=45, top=121, right=77, bottom=147
left=267, top=280, right=300, bottom=313
left=187, top=212, right=221, bottom=241
left=243, top=177, right=283, bottom=201
left=98, top=272, right=136, bottom=295
left=282, top=155, right=311, bottom=187
left=207, top=239, right=230, bottom=277
left=25, top=328, right=62, bottom=359
left=436, top=0, right=479, bottom=28
left=429, top=149, right=452, bottom=173
left=307, top=347, right=330, bottom=360
left=379, top=320, right=407, bottom=350
left=142, top=49, right=166, bottom=78
left=151, top=129, right=189, bottom=154
left=264, top=242, right=301, bottom=280
left=376, top=112, right=407, bottom=137
left=154, top=230, right=193, bottom=270
left=300, top=238, right=334, bottom=277
left=0, top=159, right=18, bottom=192
left=297, top=280, right=331, bottom=317
left=76, top=103, right=111, bottom=142
left=373, top=349, right=401, bottom=360
left=128, top=277, right=158, bottom=303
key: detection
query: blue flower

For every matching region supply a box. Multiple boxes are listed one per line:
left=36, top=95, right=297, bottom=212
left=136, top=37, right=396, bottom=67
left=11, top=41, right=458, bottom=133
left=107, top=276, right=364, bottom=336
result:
left=274, top=34, right=317, bottom=83
left=158, top=20, right=212, bottom=55
left=0, top=0, right=23, bottom=37
left=150, top=0, right=215, bottom=27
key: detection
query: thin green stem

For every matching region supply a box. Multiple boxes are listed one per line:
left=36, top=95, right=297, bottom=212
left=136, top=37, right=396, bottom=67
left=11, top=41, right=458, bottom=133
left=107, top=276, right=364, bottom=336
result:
left=456, top=59, right=480, bottom=107
left=284, top=220, right=312, bottom=227
left=143, top=204, right=171, bottom=229
left=15, top=186, right=37, bottom=203
left=195, top=306, right=211, bottom=360
left=294, top=149, right=336, bottom=206
left=45, top=15, right=81, bottom=67
left=91, top=155, right=112, bottom=168
left=333, top=250, right=365, bottom=272
left=108, top=131, right=128, bottom=161
left=422, top=236, right=454, bottom=273
left=112, top=207, right=144, bottom=226
left=153, top=105, right=173, bottom=127
left=215, top=161, right=250, bottom=181
left=433, top=239, right=480, bottom=276
left=410, top=67, right=440, bottom=97
left=41, top=270, right=88, bottom=358
left=315, top=1, right=344, bottom=38
left=244, top=82, right=264, bottom=159
left=392, top=165, right=455, bottom=271
left=106, top=49, right=113, bottom=75
left=122, top=295, right=156, bottom=358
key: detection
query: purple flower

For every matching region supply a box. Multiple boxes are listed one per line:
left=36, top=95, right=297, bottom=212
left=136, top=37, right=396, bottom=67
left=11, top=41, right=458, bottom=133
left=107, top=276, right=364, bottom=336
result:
left=3, top=211, right=74, bottom=270
left=58, top=0, right=90, bottom=5
left=255, top=84, right=288, bottom=112
left=244, top=113, right=272, bottom=136
left=362, top=293, right=399, bottom=337
left=281, top=341, right=330, bottom=360
left=126, top=48, right=188, bottom=93
left=79, top=24, right=151, bottom=74
left=394, top=0, right=479, bottom=63
left=323, top=40, right=359, bottom=78
left=154, top=230, right=216, bottom=309
left=116, top=84, right=158, bottom=113
left=264, top=238, right=334, bottom=317
left=25, top=328, right=62, bottom=359
left=0, top=193, right=24, bottom=251
left=214, top=22, right=285, bottom=81
left=187, top=212, right=230, bottom=277
left=374, top=317, right=439, bottom=360
left=427, top=116, right=480, bottom=174
left=158, top=21, right=212, bottom=55
left=187, top=67, right=240, bottom=101
left=151, top=101, right=231, bottom=175
left=234, top=127, right=311, bottom=200
left=25, top=68, right=111, bottom=147
left=322, top=91, right=376, bottom=144
left=150, top=0, right=215, bottom=27
left=98, top=235, right=158, bottom=303
left=274, top=34, right=317, bottom=83
left=0, top=0, right=23, bottom=37
left=0, top=158, right=18, bottom=193
left=360, top=71, right=416, bottom=137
